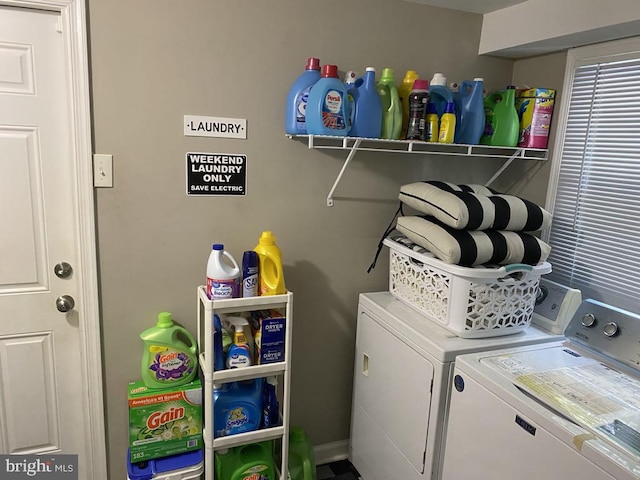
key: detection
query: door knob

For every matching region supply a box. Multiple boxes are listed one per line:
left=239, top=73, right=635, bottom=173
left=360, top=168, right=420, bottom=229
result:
left=56, top=295, right=75, bottom=313
left=54, top=262, right=73, bottom=278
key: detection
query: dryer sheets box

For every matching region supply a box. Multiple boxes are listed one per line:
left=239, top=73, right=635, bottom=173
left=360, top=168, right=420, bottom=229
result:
left=250, top=310, right=286, bottom=364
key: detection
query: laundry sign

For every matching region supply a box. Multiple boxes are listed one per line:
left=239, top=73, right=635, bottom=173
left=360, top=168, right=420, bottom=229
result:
left=186, top=152, right=246, bottom=196
left=184, top=115, right=247, bottom=139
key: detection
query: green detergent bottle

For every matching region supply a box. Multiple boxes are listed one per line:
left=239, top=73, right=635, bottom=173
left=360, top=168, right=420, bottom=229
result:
left=480, top=85, right=520, bottom=147
left=140, top=312, right=197, bottom=389
left=376, top=68, right=403, bottom=139
left=215, top=441, right=277, bottom=480
left=288, top=426, right=317, bottom=480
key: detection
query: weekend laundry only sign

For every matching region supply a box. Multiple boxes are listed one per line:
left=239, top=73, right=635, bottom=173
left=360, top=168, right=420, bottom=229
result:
left=186, top=152, right=246, bottom=196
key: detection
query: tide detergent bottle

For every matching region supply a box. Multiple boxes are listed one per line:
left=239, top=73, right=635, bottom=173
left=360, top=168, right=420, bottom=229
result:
left=376, top=68, right=403, bottom=139
left=305, top=64, right=349, bottom=136
left=140, top=312, right=197, bottom=389
left=254, top=231, right=286, bottom=295
left=285, top=57, right=321, bottom=135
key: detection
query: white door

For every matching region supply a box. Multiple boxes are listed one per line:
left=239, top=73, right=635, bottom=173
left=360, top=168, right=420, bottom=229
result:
left=0, top=5, right=105, bottom=479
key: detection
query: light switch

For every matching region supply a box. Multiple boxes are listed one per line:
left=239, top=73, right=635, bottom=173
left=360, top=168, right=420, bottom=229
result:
left=93, top=154, right=113, bottom=187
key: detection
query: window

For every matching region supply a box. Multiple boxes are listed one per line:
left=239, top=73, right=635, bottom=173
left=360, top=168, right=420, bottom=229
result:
left=546, top=37, right=640, bottom=314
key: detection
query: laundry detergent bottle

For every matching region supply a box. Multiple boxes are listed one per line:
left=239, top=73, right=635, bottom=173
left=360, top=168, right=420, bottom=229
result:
left=285, top=57, right=321, bottom=135
left=454, top=78, right=485, bottom=145
left=376, top=67, right=403, bottom=139
left=140, top=312, right=197, bottom=388
left=254, top=231, right=286, bottom=295
left=349, top=67, right=382, bottom=138
left=305, top=64, right=349, bottom=136
left=481, top=85, right=520, bottom=147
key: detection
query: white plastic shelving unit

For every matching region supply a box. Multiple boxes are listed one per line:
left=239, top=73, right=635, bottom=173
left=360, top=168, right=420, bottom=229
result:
left=286, top=134, right=549, bottom=206
left=196, top=286, right=294, bottom=480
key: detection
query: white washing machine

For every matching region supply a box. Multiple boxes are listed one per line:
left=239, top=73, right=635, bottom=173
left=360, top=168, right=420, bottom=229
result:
left=441, top=298, right=640, bottom=480
left=349, top=279, right=580, bottom=480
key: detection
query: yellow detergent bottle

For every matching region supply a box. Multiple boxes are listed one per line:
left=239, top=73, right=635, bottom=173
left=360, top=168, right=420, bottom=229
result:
left=140, top=312, right=197, bottom=389
left=254, top=231, right=286, bottom=295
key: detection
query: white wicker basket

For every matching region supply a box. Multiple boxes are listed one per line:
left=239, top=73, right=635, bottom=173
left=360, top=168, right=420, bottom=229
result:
left=384, top=235, right=552, bottom=338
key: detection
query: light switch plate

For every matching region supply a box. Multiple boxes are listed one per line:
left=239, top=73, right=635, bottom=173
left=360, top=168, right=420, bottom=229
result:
left=93, top=154, right=113, bottom=187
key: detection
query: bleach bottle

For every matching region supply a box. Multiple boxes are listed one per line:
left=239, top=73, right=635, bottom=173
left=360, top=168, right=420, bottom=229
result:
left=207, top=244, right=241, bottom=299
left=454, top=78, right=486, bottom=145
left=349, top=67, right=382, bottom=138
left=376, top=68, right=403, bottom=139
left=254, top=231, right=286, bottom=295
left=306, top=64, right=349, bottom=136
left=140, top=312, right=197, bottom=388
left=285, top=57, right=321, bottom=135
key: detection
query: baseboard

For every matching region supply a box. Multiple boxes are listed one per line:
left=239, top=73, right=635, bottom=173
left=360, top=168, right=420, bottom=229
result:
left=314, top=439, right=350, bottom=465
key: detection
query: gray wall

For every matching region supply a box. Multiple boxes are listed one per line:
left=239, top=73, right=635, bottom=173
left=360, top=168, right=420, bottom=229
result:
left=87, top=1, right=520, bottom=477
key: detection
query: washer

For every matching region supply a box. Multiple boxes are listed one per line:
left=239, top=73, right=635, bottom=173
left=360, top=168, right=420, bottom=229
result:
left=349, top=283, right=578, bottom=480
left=441, top=298, right=640, bottom=479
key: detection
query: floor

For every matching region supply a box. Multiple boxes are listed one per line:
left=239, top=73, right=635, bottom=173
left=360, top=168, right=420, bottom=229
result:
left=317, top=460, right=361, bottom=480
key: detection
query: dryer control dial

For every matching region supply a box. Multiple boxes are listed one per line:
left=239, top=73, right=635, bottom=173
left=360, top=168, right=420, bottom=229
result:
left=603, top=322, right=619, bottom=337
left=581, top=313, right=597, bottom=327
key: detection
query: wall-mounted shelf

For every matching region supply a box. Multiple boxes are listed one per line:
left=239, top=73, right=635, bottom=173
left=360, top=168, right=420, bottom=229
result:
left=286, top=134, right=548, bottom=206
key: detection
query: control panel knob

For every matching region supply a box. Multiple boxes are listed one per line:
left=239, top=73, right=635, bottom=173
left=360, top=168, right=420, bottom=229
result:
left=581, top=313, right=597, bottom=327
left=603, top=322, right=619, bottom=337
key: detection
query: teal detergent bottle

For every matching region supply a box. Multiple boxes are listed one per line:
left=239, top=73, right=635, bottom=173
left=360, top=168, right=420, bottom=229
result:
left=140, top=312, right=197, bottom=389
left=306, top=64, right=349, bottom=136
left=376, top=68, right=403, bottom=139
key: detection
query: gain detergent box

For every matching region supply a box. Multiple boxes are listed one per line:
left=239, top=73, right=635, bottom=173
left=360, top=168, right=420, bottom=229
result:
left=128, top=378, right=202, bottom=463
left=516, top=88, right=556, bottom=149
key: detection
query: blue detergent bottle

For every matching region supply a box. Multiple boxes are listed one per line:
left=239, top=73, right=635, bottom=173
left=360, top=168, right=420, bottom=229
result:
left=454, top=78, right=486, bottom=145
left=349, top=67, right=383, bottom=138
left=285, top=57, right=321, bottom=135
left=213, top=378, right=264, bottom=438
left=306, top=64, right=349, bottom=136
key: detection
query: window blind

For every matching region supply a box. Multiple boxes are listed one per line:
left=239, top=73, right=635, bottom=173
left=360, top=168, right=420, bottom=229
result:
left=547, top=46, right=640, bottom=313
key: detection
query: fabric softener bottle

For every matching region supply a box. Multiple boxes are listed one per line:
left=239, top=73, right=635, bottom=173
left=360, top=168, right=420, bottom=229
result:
left=140, top=312, right=197, bottom=389
left=306, top=64, right=349, bottom=136
left=376, top=67, right=403, bottom=139
left=285, top=57, right=321, bottom=135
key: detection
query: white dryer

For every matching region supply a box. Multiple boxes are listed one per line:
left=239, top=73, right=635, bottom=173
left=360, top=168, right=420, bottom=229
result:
left=441, top=298, right=640, bottom=480
left=349, top=283, right=578, bottom=480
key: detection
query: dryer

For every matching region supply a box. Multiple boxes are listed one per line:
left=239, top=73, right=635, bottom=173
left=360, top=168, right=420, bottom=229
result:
left=349, top=285, right=578, bottom=480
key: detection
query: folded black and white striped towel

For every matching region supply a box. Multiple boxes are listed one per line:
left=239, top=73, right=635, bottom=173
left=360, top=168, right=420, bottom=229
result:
left=399, top=180, right=552, bottom=232
left=396, top=215, right=551, bottom=266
